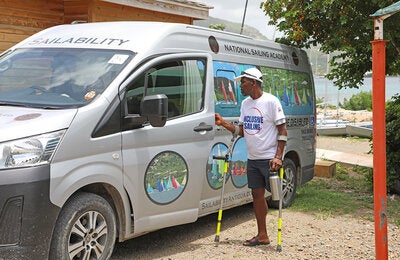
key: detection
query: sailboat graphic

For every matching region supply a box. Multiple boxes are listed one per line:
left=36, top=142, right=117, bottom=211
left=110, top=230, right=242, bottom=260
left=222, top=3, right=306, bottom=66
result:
left=276, top=90, right=281, bottom=101
left=228, top=81, right=236, bottom=103
left=156, top=178, right=163, bottom=192
left=166, top=176, right=173, bottom=190
left=283, top=86, right=289, bottom=106
left=171, top=175, right=180, bottom=189
left=294, top=85, right=301, bottom=106
left=302, top=89, right=308, bottom=105
left=181, top=175, right=187, bottom=186
left=306, top=89, right=313, bottom=105
left=221, top=80, right=228, bottom=102
left=163, top=178, right=168, bottom=191
left=147, top=183, right=154, bottom=193
left=290, top=86, right=296, bottom=106
left=233, top=162, right=239, bottom=175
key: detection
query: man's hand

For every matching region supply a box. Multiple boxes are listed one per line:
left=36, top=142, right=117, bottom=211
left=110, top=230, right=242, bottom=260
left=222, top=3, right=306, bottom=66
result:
left=215, top=113, right=224, bottom=126
left=269, top=157, right=283, bottom=171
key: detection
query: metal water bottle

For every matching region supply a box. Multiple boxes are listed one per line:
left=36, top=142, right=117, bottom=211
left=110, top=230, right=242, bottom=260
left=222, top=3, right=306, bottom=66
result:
left=269, top=170, right=281, bottom=201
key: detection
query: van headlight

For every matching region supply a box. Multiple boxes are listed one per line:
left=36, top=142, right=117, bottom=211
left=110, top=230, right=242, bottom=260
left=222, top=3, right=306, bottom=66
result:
left=0, top=130, right=65, bottom=169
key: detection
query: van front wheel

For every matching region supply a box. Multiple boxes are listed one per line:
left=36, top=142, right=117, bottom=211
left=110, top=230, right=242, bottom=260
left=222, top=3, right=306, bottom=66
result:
left=50, top=192, right=117, bottom=260
left=268, top=158, right=297, bottom=209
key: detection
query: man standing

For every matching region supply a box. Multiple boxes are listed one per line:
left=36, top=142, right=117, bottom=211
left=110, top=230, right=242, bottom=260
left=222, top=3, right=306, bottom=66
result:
left=215, top=67, right=287, bottom=246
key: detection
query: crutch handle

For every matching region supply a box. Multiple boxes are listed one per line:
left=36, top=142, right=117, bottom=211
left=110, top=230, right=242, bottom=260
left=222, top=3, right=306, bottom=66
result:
left=213, top=155, right=227, bottom=161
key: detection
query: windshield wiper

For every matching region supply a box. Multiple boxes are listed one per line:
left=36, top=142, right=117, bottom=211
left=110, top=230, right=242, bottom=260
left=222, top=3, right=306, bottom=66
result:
left=0, top=101, right=29, bottom=107
left=0, top=101, right=65, bottom=109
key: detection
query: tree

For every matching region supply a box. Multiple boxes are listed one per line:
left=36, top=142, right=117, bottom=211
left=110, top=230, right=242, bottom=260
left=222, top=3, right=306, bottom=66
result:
left=209, top=24, right=225, bottom=31
left=261, top=0, right=400, bottom=89
left=385, top=95, right=400, bottom=193
left=341, top=91, right=372, bottom=111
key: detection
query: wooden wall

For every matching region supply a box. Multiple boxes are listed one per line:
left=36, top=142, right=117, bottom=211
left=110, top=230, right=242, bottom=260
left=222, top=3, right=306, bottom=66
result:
left=0, top=0, right=64, bottom=51
left=64, top=0, right=90, bottom=24
left=0, top=0, right=198, bottom=52
left=88, top=0, right=192, bottom=24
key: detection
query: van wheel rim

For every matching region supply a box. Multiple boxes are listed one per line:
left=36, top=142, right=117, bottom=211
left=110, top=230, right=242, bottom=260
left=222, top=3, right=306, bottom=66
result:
left=282, top=168, right=295, bottom=200
left=68, top=211, right=108, bottom=259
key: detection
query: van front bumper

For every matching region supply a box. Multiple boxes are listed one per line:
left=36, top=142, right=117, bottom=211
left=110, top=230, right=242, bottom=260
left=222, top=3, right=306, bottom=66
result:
left=0, top=165, right=60, bottom=260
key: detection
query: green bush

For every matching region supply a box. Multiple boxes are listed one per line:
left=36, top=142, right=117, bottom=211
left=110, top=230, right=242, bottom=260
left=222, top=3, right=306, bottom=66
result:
left=341, top=91, right=372, bottom=111
left=386, top=94, right=400, bottom=194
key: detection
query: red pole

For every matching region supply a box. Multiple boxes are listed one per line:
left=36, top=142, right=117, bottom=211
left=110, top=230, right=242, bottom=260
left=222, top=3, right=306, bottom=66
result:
left=371, top=39, right=388, bottom=259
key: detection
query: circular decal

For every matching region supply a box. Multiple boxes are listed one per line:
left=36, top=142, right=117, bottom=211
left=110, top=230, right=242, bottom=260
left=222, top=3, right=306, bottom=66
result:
left=231, top=137, right=248, bottom=188
left=145, top=151, right=188, bottom=205
left=206, top=143, right=228, bottom=189
left=208, top=36, right=219, bottom=54
left=14, top=113, right=41, bottom=121
left=292, top=51, right=299, bottom=66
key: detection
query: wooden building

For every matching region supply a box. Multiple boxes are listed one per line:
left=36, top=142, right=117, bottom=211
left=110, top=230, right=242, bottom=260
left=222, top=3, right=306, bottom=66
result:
left=0, top=0, right=211, bottom=52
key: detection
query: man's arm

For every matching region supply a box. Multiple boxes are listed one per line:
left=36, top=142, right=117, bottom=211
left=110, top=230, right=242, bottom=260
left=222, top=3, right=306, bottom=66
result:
left=270, top=123, right=287, bottom=170
left=275, top=123, right=287, bottom=160
left=215, top=113, right=243, bottom=137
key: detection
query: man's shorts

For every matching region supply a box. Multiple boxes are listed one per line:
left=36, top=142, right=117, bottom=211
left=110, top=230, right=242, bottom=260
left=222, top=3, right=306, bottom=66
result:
left=247, top=159, right=271, bottom=190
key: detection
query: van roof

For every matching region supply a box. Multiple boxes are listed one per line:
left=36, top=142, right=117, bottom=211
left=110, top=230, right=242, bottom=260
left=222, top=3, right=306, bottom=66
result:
left=18, top=22, right=184, bottom=51
left=16, top=21, right=309, bottom=71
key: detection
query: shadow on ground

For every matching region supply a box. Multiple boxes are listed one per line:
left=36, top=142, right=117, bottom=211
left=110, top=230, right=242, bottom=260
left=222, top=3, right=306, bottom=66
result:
left=111, top=203, right=255, bottom=259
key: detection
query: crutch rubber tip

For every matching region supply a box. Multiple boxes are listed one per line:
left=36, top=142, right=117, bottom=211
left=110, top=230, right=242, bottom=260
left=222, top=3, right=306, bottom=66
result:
left=214, top=236, right=220, bottom=243
left=276, top=245, right=282, bottom=252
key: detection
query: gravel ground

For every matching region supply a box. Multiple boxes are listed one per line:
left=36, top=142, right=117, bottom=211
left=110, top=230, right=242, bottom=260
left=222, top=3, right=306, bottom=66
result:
left=111, top=204, right=400, bottom=259
left=316, top=135, right=372, bottom=155
left=111, top=136, right=400, bottom=259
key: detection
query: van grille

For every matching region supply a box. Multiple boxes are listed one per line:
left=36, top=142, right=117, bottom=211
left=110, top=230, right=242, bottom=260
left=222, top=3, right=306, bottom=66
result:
left=0, top=196, right=23, bottom=245
left=42, top=137, right=61, bottom=161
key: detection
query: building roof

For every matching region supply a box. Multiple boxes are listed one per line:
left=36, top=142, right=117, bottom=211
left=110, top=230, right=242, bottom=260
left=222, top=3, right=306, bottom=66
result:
left=169, top=0, right=212, bottom=9
left=103, top=0, right=212, bottom=20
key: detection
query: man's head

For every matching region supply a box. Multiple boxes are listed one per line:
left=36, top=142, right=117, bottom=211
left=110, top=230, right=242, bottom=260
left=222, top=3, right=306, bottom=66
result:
left=234, top=68, right=263, bottom=84
left=235, top=68, right=263, bottom=97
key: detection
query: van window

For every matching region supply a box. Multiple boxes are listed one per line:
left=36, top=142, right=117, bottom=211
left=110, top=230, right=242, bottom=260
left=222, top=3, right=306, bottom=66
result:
left=214, top=62, right=314, bottom=118
left=0, top=48, right=133, bottom=108
left=126, top=59, right=205, bottom=118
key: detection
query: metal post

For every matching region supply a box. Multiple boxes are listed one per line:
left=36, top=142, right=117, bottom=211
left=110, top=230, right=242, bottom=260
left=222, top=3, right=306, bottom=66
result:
left=370, top=2, right=400, bottom=258
left=240, top=0, right=248, bottom=34
left=371, top=38, right=388, bottom=260
left=371, top=16, right=388, bottom=260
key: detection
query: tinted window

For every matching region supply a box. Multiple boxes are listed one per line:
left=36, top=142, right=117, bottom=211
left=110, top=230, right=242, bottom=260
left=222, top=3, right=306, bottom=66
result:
left=0, top=48, right=133, bottom=108
left=126, top=59, right=205, bottom=118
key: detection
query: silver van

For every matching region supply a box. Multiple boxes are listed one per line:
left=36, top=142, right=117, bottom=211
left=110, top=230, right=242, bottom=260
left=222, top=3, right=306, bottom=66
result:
left=0, top=22, right=316, bottom=259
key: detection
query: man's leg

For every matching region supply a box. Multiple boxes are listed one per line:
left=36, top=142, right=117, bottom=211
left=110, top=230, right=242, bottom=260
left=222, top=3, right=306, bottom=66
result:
left=252, top=187, right=269, bottom=241
left=243, top=159, right=271, bottom=246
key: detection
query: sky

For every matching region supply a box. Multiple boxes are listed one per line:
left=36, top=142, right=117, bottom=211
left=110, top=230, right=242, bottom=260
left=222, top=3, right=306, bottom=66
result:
left=199, top=0, right=280, bottom=40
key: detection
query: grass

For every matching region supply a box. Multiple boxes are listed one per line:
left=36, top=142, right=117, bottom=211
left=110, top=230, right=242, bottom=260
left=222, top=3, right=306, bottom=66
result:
left=291, top=163, right=400, bottom=226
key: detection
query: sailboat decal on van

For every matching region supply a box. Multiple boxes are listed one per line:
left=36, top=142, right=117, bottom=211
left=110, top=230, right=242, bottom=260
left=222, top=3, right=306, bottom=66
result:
left=145, top=151, right=187, bottom=205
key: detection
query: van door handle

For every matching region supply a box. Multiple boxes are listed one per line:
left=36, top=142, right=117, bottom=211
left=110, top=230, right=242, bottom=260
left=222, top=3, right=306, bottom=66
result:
left=193, top=123, right=213, bottom=132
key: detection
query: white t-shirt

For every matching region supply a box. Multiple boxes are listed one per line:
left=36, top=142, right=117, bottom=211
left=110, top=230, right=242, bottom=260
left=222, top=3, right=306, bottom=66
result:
left=239, top=92, right=286, bottom=160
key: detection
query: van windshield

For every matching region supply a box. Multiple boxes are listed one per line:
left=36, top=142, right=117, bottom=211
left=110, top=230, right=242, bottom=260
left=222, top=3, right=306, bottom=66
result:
left=0, top=48, right=133, bottom=108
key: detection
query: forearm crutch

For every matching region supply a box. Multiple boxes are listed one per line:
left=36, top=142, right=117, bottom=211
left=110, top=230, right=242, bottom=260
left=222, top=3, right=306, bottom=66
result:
left=276, top=166, right=284, bottom=252
left=213, top=136, right=237, bottom=243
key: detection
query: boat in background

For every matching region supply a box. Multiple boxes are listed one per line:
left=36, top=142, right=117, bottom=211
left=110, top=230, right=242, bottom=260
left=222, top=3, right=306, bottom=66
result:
left=317, top=120, right=372, bottom=138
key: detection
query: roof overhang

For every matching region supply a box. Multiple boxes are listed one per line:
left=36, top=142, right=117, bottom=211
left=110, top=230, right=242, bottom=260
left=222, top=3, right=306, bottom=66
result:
left=103, top=0, right=212, bottom=20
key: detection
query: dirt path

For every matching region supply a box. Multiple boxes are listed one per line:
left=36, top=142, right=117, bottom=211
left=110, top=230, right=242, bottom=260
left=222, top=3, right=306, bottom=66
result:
left=110, top=136, right=400, bottom=259
left=316, top=135, right=371, bottom=155
left=111, top=203, right=400, bottom=259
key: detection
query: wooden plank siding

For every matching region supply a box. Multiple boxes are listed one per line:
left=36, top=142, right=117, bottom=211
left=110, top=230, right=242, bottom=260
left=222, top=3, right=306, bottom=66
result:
left=89, top=0, right=192, bottom=24
left=0, top=0, right=209, bottom=52
left=0, top=0, right=64, bottom=51
left=64, top=0, right=90, bottom=24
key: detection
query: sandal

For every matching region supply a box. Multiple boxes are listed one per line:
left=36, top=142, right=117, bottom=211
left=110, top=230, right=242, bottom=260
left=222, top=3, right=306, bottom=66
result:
left=243, top=236, right=270, bottom=246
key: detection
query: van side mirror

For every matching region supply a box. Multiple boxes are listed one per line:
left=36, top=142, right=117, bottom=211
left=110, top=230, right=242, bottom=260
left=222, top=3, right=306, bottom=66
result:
left=141, top=94, right=168, bottom=127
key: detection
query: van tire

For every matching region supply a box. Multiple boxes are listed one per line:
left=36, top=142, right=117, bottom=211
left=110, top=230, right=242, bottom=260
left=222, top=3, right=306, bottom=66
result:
left=268, top=158, right=297, bottom=209
left=49, top=192, right=117, bottom=260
